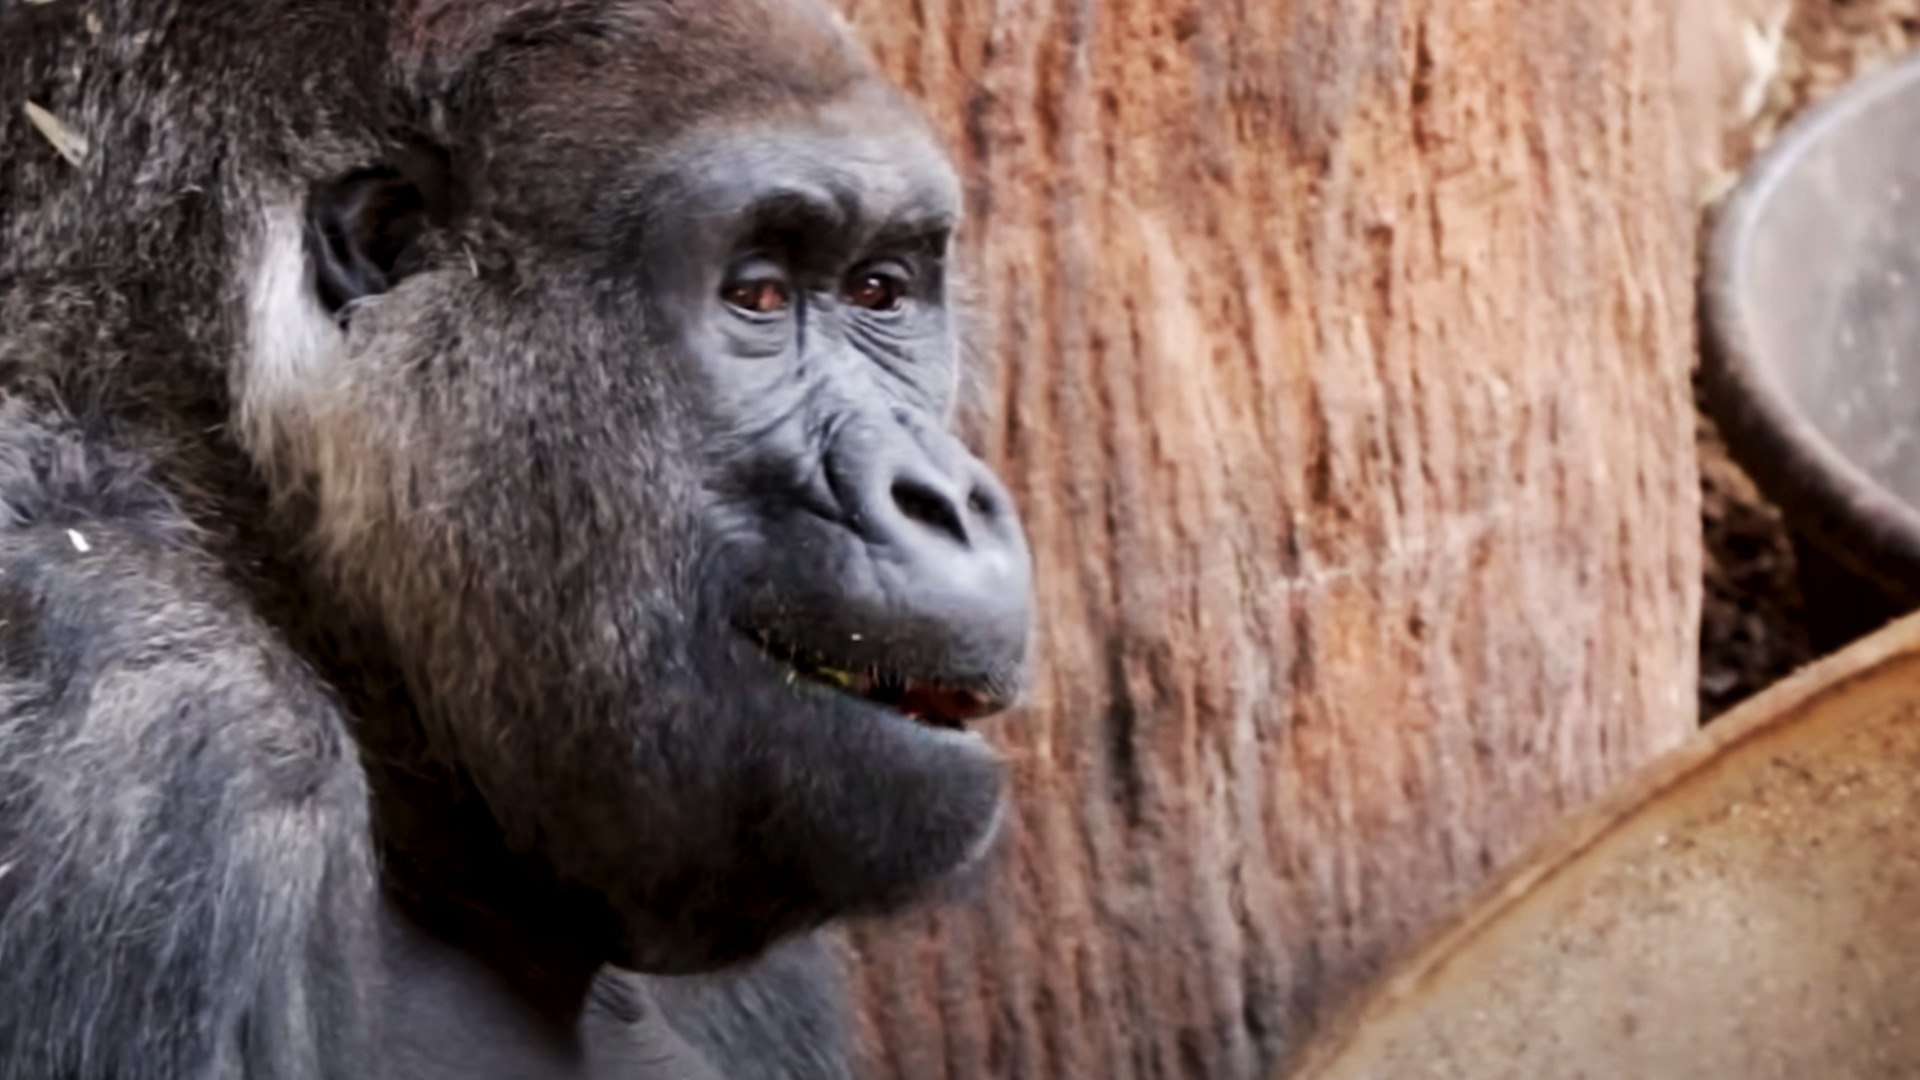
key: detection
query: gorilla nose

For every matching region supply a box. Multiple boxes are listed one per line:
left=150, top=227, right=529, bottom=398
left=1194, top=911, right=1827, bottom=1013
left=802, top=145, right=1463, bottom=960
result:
left=883, top=460, right=1015, bottom=554
left=870, top=453, right=1029, bottom=621
left=832, top=427, right=1033, bottom=689
left=740, top=419, right=1032, bottom=719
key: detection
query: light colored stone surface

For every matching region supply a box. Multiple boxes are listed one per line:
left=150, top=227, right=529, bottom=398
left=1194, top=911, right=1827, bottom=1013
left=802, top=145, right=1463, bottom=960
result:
left=1289, top=612, right=1920, bottom=1080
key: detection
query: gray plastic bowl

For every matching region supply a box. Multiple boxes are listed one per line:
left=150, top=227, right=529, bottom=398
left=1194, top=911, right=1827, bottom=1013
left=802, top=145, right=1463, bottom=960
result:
left=1702, top=50, right=1920, bottom=608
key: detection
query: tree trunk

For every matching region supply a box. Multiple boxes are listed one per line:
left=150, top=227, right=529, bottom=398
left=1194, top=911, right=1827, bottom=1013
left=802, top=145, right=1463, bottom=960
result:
left=830, top=1, right=1701, bottom=1077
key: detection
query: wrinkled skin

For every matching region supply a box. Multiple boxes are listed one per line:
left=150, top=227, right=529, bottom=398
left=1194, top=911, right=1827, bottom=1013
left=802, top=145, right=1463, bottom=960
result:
left=0, top=0, right=1033, bottom=1076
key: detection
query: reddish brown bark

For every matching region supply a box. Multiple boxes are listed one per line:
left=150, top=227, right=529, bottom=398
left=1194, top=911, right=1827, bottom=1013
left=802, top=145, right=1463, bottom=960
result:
left=830, top=1, right=1700, bottom=1076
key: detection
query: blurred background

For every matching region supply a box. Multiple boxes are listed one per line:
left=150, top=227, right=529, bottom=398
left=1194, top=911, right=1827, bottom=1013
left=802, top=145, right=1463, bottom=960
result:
left=818, top=2, right=1920, bottom=1077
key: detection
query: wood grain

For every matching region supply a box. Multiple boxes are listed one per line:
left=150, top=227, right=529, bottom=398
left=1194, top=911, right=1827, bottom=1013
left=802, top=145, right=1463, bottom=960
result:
left=830, top=1, right=1702, bottom=1075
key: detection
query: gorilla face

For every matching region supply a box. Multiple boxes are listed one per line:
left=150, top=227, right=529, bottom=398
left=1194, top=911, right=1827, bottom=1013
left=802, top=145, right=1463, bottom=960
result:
left=654, top=123, right=1030, bottom=712
left=270, top=7, right=1032, bottom=972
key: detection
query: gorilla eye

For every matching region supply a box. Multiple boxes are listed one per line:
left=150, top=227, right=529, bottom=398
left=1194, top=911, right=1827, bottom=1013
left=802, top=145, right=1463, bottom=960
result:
left=845, top=264, right=910, bottom=312
left=720, top=259, right=793, bottom=316
left=721, top=278, right=792, bottom=315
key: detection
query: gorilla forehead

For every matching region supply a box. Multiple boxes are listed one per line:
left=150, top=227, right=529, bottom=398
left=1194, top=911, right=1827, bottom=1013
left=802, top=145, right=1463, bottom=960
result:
left=433, top=4, right=949, bottom=243
left=641, top=119, right=961, bottom=243
left=417, top=0, right=897, bottom=149
left=407, top=0, right=870, bottom=100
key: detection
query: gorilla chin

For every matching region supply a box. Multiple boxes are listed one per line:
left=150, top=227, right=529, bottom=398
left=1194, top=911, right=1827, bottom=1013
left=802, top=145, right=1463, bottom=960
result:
left=597, top=623, right=1011, bottom=976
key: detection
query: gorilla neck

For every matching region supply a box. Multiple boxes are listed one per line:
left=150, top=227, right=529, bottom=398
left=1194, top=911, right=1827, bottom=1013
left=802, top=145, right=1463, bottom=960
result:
left=380, top=829, right=615, bottom=1028
left=377, top=757, right=630, bottom=1025
left=308, top=631, right=625, bottom=1025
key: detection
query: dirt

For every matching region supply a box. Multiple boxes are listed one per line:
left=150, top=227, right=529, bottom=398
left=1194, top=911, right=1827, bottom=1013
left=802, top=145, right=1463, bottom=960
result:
left=1697, top=0, right=1920, bottom=722
left=1697, top=416, right=1811, bottom=719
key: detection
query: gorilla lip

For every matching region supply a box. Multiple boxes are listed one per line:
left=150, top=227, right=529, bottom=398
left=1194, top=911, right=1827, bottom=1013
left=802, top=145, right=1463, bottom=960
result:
left=747, top=630, right=1003, bottom=730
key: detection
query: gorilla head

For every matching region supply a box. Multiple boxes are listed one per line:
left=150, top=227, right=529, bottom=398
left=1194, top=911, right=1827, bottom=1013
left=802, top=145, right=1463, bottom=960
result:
left=239, top=0, right=1032, bottom=974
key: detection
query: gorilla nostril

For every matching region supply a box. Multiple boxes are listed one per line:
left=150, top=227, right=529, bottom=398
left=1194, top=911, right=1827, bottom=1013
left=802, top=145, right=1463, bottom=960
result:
left=891, top=478, right=968, bottom=545
left=966, top=488, right=996, bottom=519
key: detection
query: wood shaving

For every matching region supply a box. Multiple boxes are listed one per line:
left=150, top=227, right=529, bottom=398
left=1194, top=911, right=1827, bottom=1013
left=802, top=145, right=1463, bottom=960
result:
left=23, top=101, right=88, bottom=168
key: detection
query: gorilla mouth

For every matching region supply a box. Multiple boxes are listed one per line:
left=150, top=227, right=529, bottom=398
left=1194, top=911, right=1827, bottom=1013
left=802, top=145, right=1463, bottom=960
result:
left=747, top=630, right=1004, bottom=730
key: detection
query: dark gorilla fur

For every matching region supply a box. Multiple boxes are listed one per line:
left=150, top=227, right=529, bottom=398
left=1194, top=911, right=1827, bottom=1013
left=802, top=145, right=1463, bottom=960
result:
left=0, top=0, right=1033, bottom=1076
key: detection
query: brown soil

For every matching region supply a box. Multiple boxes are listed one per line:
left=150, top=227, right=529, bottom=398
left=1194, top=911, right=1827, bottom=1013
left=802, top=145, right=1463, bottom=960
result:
left=1698, top=0, right=1920, bottom=722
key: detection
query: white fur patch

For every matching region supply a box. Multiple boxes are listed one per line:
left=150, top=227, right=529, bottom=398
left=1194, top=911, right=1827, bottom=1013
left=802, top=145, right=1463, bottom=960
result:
left=237, top=203, right=345, bottom=479
left=235, top=201, right=396, bottom=561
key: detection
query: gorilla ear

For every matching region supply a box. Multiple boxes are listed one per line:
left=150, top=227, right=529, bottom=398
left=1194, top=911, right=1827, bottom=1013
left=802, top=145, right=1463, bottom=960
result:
left=306, top=143, right=452, bottom=316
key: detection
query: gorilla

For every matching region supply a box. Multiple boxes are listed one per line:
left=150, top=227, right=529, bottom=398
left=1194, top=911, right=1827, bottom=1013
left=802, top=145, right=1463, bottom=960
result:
left=0, top=0, right=1033, bottom=1076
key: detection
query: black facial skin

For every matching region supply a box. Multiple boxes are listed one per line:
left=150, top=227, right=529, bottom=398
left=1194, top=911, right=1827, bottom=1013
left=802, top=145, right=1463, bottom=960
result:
left=657, top=130, right=1030, bottom=703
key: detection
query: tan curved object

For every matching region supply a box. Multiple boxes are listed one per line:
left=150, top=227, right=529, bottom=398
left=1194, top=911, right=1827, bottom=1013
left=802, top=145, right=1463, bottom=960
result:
left=1286, top=613, right=1920, bottom=1080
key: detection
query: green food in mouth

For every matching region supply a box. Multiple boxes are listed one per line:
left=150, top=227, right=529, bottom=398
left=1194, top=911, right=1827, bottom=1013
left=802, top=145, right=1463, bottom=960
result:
left=811, top=666, right=855, bottom=689
left=749, top=628, right=996, bottom=729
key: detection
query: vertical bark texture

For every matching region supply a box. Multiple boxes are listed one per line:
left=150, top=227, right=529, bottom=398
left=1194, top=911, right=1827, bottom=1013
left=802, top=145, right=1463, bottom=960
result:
left=829, top=0, right=1700, bottom=1076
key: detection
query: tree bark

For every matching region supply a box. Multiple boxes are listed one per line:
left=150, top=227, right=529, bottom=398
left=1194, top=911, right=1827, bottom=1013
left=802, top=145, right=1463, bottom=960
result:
left=830, top=1, right=1701, bottom=1077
